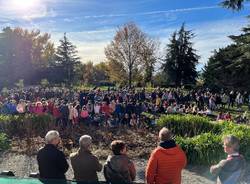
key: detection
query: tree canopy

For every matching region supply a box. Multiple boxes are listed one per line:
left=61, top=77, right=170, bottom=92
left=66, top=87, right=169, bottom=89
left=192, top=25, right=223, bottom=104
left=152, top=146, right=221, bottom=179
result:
left=203, top=21, right=250, bottom=91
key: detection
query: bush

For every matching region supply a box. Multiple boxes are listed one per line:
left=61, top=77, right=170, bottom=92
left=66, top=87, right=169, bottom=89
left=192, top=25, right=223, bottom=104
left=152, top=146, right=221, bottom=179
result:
left=157, top=114, right=222, bottom=137
left=0, top=114, right=55, bottom=137
left=157, top=114, right=250, bottom=165
left=0, top=133, right=10, bottom=151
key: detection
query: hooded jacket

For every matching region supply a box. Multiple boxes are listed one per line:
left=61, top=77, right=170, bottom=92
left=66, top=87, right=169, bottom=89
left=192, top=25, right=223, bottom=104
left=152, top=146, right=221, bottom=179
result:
left=104, top=154, right=136, bottom=184
left=146, top=140, right=187, bottom=184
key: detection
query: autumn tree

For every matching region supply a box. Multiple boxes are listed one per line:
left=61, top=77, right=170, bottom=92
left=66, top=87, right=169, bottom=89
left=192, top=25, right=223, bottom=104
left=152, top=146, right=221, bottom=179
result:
left=105, top=23, right=146, bottom=88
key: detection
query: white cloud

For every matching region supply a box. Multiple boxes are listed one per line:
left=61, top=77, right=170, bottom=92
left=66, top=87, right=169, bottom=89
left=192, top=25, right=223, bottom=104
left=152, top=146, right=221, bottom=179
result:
left=82, top=5, right=219, bottom=19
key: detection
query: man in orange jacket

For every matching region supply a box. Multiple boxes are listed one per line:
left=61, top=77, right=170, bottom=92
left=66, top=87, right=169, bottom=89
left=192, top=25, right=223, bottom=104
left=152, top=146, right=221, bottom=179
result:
left=146, top=127, right=187, bottom=184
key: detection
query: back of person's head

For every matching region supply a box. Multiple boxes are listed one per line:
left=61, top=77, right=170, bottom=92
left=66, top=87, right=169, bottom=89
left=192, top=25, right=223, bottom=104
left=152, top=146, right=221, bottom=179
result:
left=45, top=130, right=60, bottom=144
left=223, top=135, right=240, bottom=152
left=111, top=140, right=126, bottom=155
left=79, top=135, right=92, bottom=150
left=159, top=127, right=172, bottom=142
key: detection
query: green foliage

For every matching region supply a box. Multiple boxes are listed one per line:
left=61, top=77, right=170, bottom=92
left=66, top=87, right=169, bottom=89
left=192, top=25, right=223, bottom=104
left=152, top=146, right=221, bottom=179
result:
left=0, top=133, right=10, bottom=151
left=40, top=79, right=49, bottom=87
left=221, top=0, right=246, bottom=11
left=157, top=114, right=222, bottom=137
left=0, top=27, right=55, bottom=88
left=162, top=24, right=199, bottom=87
left=55, top=33, right=81, bottom=85
left=15, top=79, right=24, bottom=89
left=176, top=133, right=225, bottom=164
left=203, top=22, right=250, bottom=91
left=157, top=114, right=250, bottom=164
left=0, top=114, right=55, bottom=137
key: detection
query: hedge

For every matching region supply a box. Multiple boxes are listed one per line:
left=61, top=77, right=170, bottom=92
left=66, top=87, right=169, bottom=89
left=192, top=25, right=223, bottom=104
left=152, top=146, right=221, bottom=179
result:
left=0, top=133, right=10, bottom=151
left=0, top=114, right=55, bottom=137
left=157, top=114, right=250, bottom=165
left=157, top=114, right=222, bottom=137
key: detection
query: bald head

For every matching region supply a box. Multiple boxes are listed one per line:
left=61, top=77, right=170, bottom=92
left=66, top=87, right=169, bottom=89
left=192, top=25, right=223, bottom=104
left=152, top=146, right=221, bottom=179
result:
left=159, top=127, right=172, bottom=142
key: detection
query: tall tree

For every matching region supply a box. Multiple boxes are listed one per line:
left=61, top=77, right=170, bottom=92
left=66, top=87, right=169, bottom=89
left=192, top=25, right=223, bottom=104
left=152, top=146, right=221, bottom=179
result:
left=140, top=38, right=158, bottom=85
left=0, top=27, right=54, bottom=87
left=203, top=22, right=250, bottom=91
left=105, top=23, right=146, bottom=88
left=55, top=33, right=80, bottom=85
left=221, top=0, right=247, bottom=10
left=162, top=24, right=199, bottom=87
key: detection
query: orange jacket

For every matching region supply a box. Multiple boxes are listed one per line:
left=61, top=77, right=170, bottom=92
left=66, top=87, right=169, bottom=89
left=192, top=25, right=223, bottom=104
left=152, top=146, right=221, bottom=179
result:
left=146, top=145, right=187, bottom=184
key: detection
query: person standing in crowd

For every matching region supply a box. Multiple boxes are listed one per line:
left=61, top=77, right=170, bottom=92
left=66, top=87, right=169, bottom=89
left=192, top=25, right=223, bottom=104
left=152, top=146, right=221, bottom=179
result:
left=104, top=140, right=136, bottom=184
left=210, top=135, right=246, bottom=184
left=146, top=127, right=187, bottom=184
left=70, top=135, right=102, bottom=183
left=37, top=130, right=69, bottom=181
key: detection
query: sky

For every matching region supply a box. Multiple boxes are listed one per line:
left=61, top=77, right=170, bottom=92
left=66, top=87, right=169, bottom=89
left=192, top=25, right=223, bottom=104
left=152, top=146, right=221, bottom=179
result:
left=0, top=0, right=249, bottom=70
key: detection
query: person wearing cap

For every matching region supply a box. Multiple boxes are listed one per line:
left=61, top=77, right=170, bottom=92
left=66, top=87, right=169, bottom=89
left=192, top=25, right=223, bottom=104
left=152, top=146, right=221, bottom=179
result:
left=37, top=130, right=69, bottom=180
left=210, top=135, right=246, bottom=184
left=146, top=127, right=187, bottom=184
left=70, top=135, right=102, bottom=183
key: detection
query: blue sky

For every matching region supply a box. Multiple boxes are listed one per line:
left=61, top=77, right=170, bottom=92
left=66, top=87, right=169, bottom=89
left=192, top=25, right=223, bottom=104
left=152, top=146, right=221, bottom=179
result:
left=0, top=0, right=249, bottom=70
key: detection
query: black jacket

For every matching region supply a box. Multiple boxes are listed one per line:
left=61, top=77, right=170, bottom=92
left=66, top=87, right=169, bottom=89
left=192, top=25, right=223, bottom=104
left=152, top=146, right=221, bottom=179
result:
left=37, top=144, right=69, bottom=180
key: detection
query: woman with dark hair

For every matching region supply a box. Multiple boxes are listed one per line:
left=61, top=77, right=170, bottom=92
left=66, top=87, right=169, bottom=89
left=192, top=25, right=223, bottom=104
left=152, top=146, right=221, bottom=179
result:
left=104, top=140, right=136, bottom=184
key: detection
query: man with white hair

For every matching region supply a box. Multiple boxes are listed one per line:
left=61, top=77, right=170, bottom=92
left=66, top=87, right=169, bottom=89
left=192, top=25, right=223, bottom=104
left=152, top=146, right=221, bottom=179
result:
left=37, top=130, right=69, bottom=181
left=70, top=135, right=102, bottom=183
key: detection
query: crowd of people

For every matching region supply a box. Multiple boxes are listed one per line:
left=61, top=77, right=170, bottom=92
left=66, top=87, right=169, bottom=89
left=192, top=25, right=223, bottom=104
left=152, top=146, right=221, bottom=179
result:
left=0, top=86, right=250, bottom=128
left=35, top=128, right=246, bottom=184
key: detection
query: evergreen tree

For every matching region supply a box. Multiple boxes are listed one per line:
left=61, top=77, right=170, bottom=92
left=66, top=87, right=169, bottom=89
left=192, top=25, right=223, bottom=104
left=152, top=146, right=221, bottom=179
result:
left=162, top=24, right=199, bottom=87
left=203, top=22, right=250, bottom=91
left=221, top=0, right=247, bottom=10
left=55, top=33, right=80, bottom=85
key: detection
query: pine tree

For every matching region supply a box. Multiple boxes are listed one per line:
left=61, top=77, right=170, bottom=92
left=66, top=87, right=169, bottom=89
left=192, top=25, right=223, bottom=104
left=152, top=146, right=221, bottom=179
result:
left=55, top=33, right=80, bottom=85
left=162, top=24, right=199, bottom=87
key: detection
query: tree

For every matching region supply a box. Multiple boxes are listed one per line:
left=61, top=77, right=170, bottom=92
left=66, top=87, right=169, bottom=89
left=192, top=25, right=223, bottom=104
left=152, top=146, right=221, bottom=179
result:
left=0, top=27, right=55, bottom=87
left=203, top=22, right=250, bottom=91
left=221, top=0, right=248, bottom=10
left=140, top=38, right=158, bottom=85
left=55, top=33, right=80, bottom=85
left=162, top=24, right=199, bottom=87
left=105, top=23, right=146, bottom=88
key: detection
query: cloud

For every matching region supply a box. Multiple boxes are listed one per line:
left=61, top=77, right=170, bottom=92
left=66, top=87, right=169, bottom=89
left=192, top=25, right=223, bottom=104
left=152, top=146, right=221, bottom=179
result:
left=82, top=5, right=219, bottom=19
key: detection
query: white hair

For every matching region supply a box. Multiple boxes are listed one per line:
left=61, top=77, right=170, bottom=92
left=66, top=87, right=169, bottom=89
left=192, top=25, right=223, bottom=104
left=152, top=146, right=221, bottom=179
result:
left=45, top=130, right=60, bottom=144
left=79, top=135, right=92, bottom=149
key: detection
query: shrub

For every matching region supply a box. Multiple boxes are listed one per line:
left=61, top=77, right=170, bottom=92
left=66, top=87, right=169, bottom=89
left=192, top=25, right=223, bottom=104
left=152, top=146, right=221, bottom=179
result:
left=157, top=114, right=222, bottom=137
left=0, top=133, right=10, bottom=151
left=0, top=114, right=55, bottom=137
left=157, top=114, right=250, bottom=165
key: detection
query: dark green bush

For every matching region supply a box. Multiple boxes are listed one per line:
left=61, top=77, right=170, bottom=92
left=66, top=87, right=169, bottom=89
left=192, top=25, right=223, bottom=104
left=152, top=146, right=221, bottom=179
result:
left=0, top=133, right=10, bottom=151
left=0, top=114, right=55, bottom=137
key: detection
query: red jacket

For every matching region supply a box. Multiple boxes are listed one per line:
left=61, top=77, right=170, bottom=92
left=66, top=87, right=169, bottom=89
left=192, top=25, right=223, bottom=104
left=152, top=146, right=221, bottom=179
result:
left=146, top=144, right=187, bottom=184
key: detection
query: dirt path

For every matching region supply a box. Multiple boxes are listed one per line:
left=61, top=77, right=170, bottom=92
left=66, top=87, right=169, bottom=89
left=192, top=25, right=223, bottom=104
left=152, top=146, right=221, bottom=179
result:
left=0, top=152, right=214, bottom=184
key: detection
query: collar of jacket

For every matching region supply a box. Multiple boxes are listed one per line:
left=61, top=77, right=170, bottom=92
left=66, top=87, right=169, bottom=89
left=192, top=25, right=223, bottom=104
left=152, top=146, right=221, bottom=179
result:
left=159, top=140, right=176, bottom=149
left=78, top=148, right=91, bottom=154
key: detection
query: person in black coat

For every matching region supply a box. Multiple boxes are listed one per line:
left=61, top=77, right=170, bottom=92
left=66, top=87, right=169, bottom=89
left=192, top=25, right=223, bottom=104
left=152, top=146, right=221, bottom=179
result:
left=37, top=130, right=69, bottom=181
